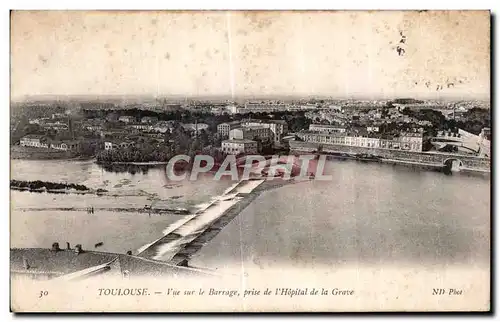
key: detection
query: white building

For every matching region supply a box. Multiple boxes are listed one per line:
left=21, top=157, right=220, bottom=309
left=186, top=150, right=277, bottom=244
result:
left=104, top=141, right=135, bottom=151
left=104, top=141, right=116, bottom=150
left=298, top=131, right=422, bottom=152
left=152, top=122, right=175, bottom=134
left=309, top=124, right=346, bottom=134
left=240, top=119, right=288, bottom=144
left=28, top=117, right=50, bottom=125
left=229, top=126, right=271, bottom=141
left=226, top=105, right=238, bottom=114
left=221, top=139, right=258, bottom=155
left=397, top=132, right=423, bottom=152
left=50, top=141, right=79, bottom=151
left=118, top=116, right=137, bottom=123
left=141, top=116, right=159, bottom=124
left=217, top=121, right=242, bottom=138
left=20, top=135, right=49, bottom=148
left=344, top=136, right=380, bottom=148
left=129, top=123, right=153, bottom=132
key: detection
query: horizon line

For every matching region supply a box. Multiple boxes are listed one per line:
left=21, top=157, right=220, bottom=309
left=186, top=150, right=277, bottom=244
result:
left=10, top=93, right=490, bottom=103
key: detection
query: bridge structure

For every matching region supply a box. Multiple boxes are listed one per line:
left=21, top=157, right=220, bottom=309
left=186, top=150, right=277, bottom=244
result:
left=289, top=140, right=490, bottom=172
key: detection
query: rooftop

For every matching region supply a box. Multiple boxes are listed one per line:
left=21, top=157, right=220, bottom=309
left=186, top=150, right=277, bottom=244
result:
left=309, top=124, right=346, bottom=128
left=298, top=131, right=345, bottom=137
left=218, top=121, right=242, bottom=126
left=21, top=134, right=46, bottom=140
left=11, top=247, right=214, bottom=279
left=242, top=125, right=269, bottom=130
left=222, top=139, right=257, bottom=144
left=243, top=119, right=287, bottom=125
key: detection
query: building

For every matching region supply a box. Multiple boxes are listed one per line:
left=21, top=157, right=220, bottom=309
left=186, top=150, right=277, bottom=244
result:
left=20, top=135, right=49, bottom=148
left=41, top=121, right=69, bottom=131
left=119, top=141, right=135, bottom=149
left=141, top=116, right=159, bottom=124
left=229, top=126, right=271, bottom=141
left=221, top=139, right=258, bottom=155
left=398, top=132, right=423, bottom=152
left=28, top=117, right=50, bottom=125
left=243, top=102, right=287, bottom=113
left=478, top=127, right=491, bottom=158
left=297, top=132, right=346, bottom=145
left=345, top=136, right=381, bottom=148
left=217, top=121, right=242, bottom=138
left=479, top=127, right=491, bottom=142
left=309, top=124, right=346, bottom=134
left=11, top=244, right=212, bottom=282
left=180, top=123, right=209, bottom=134
left=129, top=123, right=153, bottom=132
left=104, top=141, right=135, bottom=150
left=240, top=119, right=288, bottom=144
left=328, top=105, right=343, bottom=112
left=52, top=113, right=67, bottom=119
left=50, top=141, right=80, bottom=151
left=85, top=124, right=103, bottom=132
left=226, top=105, right=238, bottom=114
left=152, top=122, right=175, bottom=134
left=118, top=116, right=137, bottom=123
left=298, top=130, right=423, bottom=152
left=104, top=141, right=116, bottom=150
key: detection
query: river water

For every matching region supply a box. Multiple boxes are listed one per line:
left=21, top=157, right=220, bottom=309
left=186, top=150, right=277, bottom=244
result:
left=10, top=159, right=490, bottom=272
left=10, top=159, right=234, bottom=254
left=190, top=161, right=490, bottom=272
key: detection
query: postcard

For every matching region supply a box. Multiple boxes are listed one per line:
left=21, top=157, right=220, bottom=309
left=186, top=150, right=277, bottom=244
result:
left=10, top=10, right=490, bottom=312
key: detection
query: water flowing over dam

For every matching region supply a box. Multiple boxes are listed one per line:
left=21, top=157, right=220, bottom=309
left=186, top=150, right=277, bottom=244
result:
left=136, top=179, right=266, bottom=262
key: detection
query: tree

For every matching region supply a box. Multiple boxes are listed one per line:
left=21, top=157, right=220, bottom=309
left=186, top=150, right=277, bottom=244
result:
left=198, top=129, right=210, bottom=147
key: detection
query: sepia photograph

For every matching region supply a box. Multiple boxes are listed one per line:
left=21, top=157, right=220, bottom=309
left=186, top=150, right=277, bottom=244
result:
left=9, top=9, right=491, bottom=312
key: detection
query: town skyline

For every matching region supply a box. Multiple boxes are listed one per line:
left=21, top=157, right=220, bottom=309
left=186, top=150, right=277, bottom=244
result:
left=10, top=93, right=491, bottom=104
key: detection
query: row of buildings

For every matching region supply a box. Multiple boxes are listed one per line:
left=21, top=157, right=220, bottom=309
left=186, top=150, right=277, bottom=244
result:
left=85, top=117, right=209, bottom=136
left=226, top=102, right=318, bottom=114
left=217, top=119, right=289, bottom=155
left=296, top=124, right=424, bottom=152
left=19, top=135, right=80, bottom=151
left=304, top=105, right=434, bottom=129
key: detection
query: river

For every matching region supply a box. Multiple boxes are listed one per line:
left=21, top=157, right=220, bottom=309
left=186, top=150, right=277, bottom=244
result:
left=189, top=160, right=490, bottom=272
left=10, top=159, right=234, bottom=255
left=10, top=159, right=490, bottom=273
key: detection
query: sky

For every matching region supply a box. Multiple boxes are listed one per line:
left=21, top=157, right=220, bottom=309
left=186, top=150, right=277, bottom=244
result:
left=10, top=10, right=490, bottom=100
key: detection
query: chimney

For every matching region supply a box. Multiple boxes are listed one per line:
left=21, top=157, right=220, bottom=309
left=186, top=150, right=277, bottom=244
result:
left=74, top=244, right=83, bottom=254
left=22, top=257, right=30, bottom=270
left=51, top=242, right=61, bottom=251
left=66, top=242, right=71, bottom=250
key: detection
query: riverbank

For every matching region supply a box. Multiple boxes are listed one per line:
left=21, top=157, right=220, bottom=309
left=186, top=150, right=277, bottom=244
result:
left=10, top=146, right=93, bottom=161
left=15, top=206, right=190, bottom=215
left=10, top=180, right=108, bottom=195
left=96, top=161, right=169, bottom=166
